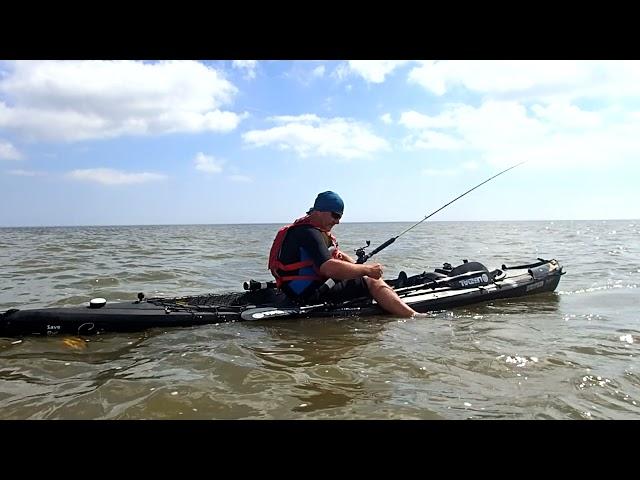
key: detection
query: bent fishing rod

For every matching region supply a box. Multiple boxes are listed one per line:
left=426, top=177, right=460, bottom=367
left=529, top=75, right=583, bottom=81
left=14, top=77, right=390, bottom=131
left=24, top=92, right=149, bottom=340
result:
left=354, top=160, right=527, bottom=264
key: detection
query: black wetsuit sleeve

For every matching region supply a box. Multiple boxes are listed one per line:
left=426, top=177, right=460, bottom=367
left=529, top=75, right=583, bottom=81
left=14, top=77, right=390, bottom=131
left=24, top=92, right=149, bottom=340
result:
left=293, top=227, right=332, bottom=268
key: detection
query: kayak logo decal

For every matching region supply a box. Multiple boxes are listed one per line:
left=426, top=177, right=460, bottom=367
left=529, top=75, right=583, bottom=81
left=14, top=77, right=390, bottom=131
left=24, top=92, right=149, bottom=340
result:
left=46, top=324, right=61, bottom=335
left=526, top=281, right=544, bottom=292
left=459, top=274, right=489, bottom=287
left=252, top=309, right=289, bottom=319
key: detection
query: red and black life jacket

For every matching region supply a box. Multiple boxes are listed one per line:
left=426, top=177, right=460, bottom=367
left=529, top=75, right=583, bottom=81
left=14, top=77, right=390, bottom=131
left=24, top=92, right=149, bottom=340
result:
left=268, top=215, right=341, bottom=287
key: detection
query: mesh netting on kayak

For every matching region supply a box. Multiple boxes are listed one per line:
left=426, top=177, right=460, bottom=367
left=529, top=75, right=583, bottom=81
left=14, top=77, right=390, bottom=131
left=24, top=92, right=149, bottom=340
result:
left=148, top=291, right=250, bottom=308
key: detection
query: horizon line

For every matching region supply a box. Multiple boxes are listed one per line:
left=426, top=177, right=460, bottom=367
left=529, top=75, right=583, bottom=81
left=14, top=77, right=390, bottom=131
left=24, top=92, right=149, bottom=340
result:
left=1, top=218, right=638, bottom=229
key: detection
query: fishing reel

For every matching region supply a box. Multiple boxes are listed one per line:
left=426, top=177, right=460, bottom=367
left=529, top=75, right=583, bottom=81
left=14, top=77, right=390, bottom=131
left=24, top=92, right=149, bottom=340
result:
left=355, top=240, right=370, bottom=264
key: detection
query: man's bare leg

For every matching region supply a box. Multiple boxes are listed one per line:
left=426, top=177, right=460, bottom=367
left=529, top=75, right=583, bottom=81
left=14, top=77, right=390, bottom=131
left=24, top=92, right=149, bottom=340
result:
left=364, top=277, right=419, bottom=318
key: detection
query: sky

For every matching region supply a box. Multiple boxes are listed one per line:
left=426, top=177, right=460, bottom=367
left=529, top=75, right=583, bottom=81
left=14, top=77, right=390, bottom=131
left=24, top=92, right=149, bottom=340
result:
left=0, top=60, right=639, bottom=227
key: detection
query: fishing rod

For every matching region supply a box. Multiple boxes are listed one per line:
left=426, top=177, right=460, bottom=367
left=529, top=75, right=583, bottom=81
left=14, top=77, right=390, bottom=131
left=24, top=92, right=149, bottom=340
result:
left=354, top=160, right=528, bottom=264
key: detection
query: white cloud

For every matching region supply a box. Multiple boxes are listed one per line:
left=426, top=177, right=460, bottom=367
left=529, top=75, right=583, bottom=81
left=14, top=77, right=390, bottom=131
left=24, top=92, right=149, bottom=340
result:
left=0, top=140, right=22, bottom=160
left=407, top=60, right=640, bottom=102
left=380, top=113, right=392, bottom=124
left=462, top=161, right=479, bottom=170
left=337, top=61, right=410, bottom=83
left=194, top=152, right=223, bottom=174
left=400, top=99, right=640, bottom=169
left=312, top=65, right=325, bottom=78
left=7, top=169, right=45, bottom=176
left=0, top=61, right=245, bottom=142
left=530, top=102, right=601, bottom=129
left=270, top=114, right=321, bottom=124
left=232, top=60, right=257, bottom=80
left=404, top=130, right=466, bottom=150
left=242, top=114, right=390, bottom=160
left=67, top=168, right=167, bottom=185
left=333, top=63, right=350, bottom=81
left=284, top=62, right=328, bottom=86
left=400, top=108, right=465, bottom=129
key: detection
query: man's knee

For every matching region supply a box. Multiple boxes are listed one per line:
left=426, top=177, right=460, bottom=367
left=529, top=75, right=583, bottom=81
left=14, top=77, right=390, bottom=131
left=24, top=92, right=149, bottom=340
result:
left=364, top=276, right=390, bottom=292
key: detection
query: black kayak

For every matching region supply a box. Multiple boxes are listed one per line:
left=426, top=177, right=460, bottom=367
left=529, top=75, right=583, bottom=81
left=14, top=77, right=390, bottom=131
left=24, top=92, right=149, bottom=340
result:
left=0, top=258, right=564, bottom=337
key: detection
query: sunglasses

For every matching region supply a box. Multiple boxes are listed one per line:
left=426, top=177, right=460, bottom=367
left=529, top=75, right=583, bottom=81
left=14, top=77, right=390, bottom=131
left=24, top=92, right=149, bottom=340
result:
left=330, top=212, right=342, bottom=220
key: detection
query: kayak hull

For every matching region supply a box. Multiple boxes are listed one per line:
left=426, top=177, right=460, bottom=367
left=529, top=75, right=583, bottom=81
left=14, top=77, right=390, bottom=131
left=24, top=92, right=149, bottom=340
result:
left=1, top=258, right=564, bottom=336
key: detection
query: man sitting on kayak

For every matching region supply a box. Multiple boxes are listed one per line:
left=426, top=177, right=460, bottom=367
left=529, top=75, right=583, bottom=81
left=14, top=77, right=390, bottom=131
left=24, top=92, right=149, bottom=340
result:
left=268, top=191, right=420, bottom=318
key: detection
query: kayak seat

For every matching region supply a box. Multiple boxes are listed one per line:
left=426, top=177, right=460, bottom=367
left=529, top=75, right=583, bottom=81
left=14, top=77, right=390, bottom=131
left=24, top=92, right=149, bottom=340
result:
left=393, top=270, right=447, bottom=288
left=435, top=261, right=490, bottom=277
left=449, top=261, right=489, bottom=277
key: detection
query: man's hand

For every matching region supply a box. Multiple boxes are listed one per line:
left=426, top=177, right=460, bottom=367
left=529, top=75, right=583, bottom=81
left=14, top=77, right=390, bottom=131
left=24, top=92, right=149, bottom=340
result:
left=320, top=259, right=384, bottom=281
left=366, top=263, right=383, bottom=279
left=336, top=251, right=356, bottom=263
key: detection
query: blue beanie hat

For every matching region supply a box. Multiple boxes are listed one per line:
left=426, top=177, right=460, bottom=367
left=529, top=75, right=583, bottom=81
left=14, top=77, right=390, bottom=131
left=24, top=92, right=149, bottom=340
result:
left=307, top=191, right=344, bottom=215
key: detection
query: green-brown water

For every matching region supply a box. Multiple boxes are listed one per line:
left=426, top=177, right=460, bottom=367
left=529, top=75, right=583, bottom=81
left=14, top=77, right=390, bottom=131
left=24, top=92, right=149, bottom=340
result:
left=1, top=220, right=638, bottom=419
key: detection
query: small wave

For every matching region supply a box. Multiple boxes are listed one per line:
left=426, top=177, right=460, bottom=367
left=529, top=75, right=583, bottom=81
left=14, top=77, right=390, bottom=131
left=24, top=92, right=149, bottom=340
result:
left=127, top=272, right=180, bottom=282
left=51, top=274, right=80, bottom=280
left=559, top=284, right=638, bottom=295
left=619, top=334, right=634, bottom=344
left=67, top=277, right=120, bottom=288
left=496, top=354, right=539, bottom=368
